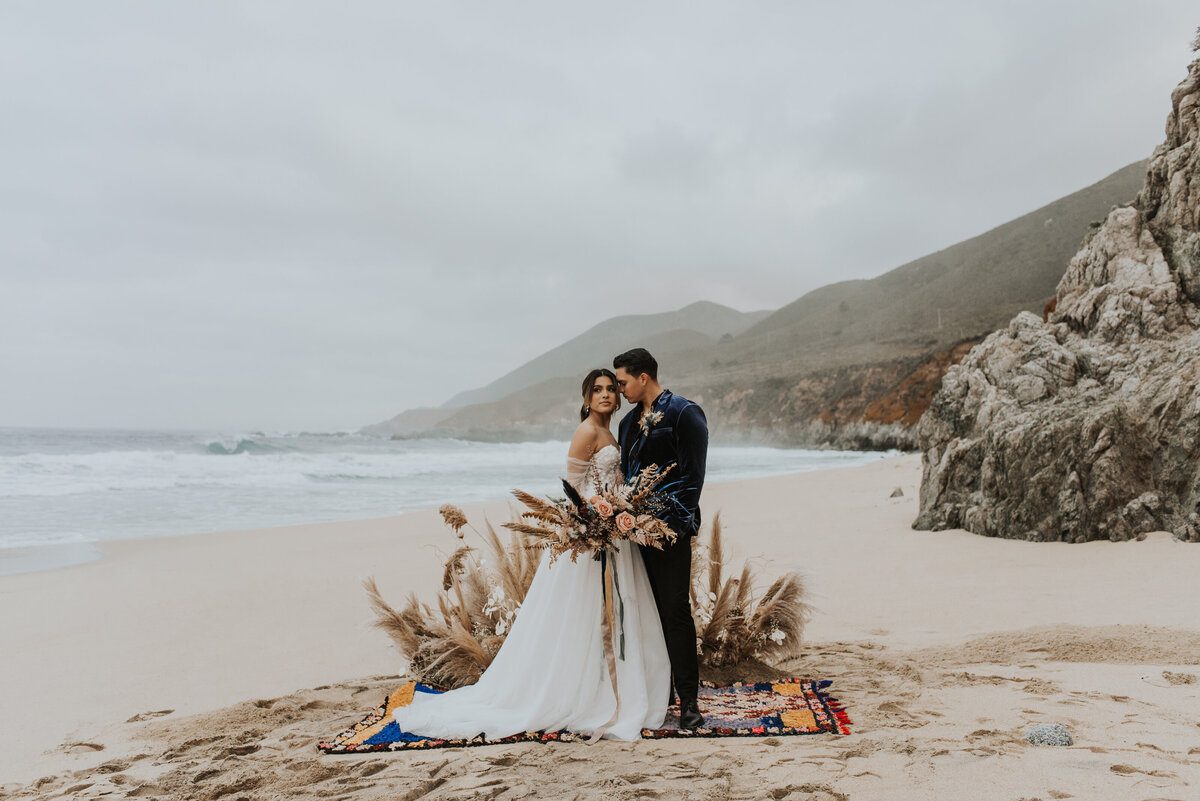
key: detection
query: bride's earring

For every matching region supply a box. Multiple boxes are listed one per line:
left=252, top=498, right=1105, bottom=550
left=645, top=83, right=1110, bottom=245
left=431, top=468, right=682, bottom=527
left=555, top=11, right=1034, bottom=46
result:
left=585, top=405, right=591, bottom=415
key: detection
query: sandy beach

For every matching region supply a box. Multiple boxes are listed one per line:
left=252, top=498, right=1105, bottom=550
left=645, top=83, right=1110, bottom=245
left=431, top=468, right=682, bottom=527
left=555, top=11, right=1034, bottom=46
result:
left=2, top=453, right=1198, bottom=800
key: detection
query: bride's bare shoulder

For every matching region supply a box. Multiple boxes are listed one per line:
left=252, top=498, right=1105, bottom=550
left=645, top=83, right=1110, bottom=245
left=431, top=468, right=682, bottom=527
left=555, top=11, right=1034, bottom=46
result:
left=568, top=421, right=617, bottom=460
left=567, top=422, right=600, bottom=461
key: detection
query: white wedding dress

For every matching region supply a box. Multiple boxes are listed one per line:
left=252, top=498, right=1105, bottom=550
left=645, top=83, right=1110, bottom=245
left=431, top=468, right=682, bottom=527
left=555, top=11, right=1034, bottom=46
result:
left=392, top=444, right=671, bottom=741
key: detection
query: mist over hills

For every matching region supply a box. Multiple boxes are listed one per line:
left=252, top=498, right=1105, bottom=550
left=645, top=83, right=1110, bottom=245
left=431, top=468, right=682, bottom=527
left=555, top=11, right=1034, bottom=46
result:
left=442, top=301, right=771, bottom=409
left=742, top=161, right=1149, bottom=355
left=364, top=160, right=1148, bottom=446
left=363, top=302, right=770, bottom=437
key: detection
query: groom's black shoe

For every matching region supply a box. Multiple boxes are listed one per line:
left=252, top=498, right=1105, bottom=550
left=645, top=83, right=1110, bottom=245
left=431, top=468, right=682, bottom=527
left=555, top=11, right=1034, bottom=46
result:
left=678, top=698, right=704, bottom=730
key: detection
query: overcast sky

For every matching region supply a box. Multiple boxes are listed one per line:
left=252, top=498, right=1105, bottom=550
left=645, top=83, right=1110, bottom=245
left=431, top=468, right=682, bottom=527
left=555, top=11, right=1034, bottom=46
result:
left=2, top=2, right=1196, bottom=431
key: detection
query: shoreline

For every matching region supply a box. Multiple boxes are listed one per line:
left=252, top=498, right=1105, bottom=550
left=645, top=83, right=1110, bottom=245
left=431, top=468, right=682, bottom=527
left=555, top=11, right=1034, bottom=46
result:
left=0, top=450, right=902, bottom=579
left=2, top=453, right=1198, bottom=797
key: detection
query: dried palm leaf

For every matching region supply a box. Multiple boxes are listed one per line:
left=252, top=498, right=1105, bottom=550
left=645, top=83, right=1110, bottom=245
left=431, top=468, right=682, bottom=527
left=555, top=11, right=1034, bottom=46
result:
left=707, top=512, right=725, bottom=600
left=461, top=559, right=494, bottom=631
left=746, top=572, right=811, bottom=660
left=412, top=617, right=489, bottom=688
left=520, top=509, right=563, bottom=525
left=484, top=519, right=538, bottom=605
left=500, top=521, right=558, bottom=539
left=439, top=504, right=469, bottom=537
left=441, top=545, right=475, bottom=591
left=690, top=513, right=812, bottom=666
left=436, top=591, right=455, bottom=627
left=362, top=577, right=425, bottom=656
left=734, top=562, right=754, bottom=613
left=510, top=489, right=562, bottom=518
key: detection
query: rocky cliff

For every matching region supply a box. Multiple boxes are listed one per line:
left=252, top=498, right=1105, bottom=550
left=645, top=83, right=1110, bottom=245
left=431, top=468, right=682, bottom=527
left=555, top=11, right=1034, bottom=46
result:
left=916, top=47, right=1200, bottom=542
left=703, top=338, right=982, bottom=450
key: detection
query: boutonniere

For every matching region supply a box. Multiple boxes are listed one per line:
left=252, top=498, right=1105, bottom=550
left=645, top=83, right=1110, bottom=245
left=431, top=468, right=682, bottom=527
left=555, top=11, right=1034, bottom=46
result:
left=638, top=410, right=664, bottom=436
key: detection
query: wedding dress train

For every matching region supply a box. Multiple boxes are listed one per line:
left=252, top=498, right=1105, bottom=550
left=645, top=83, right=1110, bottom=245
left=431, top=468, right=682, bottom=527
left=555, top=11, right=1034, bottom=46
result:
left=391, top=444, right=671, bottom=741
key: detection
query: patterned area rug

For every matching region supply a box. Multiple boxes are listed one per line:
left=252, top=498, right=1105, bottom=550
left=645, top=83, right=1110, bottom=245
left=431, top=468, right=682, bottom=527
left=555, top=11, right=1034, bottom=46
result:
left=317, top=678, right=850, bottom=753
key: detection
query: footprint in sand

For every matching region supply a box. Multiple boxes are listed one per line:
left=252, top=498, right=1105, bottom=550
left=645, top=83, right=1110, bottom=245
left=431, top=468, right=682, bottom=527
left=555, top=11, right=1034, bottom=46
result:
left=61, top=741, right=105, bottom=753
left=966, top=729, right=1004, bottom=741
left=1109, top=763, right=1177, bottom=778
left=358, top=762, right=389, bottom=778
left=876, top=700, right=924, bottom=728
left=299, top=699, right=337, bottom=711
left=1161, top=670, right=1197, bottom=685
left=124, top=709, right=174, bottom=722
left=487, top=755, right=518, bottom=768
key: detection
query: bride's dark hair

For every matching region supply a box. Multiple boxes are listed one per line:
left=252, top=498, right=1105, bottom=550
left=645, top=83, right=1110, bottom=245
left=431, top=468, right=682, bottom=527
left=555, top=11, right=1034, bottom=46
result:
left=580, top=368, right=620, bottom=421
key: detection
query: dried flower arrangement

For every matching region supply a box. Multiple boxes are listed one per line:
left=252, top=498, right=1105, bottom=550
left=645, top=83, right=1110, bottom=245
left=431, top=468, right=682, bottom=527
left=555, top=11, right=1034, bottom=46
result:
left=502, top=463, right=679, bottom=563
left=362, top=505, right=539, bottom=689
left=690, top=512, right=811, bottom=667
left=365, top=505, right=811, bottom=689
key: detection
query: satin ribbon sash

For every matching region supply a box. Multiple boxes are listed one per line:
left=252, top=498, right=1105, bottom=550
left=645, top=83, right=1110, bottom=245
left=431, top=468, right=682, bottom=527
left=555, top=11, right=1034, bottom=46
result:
left=588, top=548, right=625, bottom=743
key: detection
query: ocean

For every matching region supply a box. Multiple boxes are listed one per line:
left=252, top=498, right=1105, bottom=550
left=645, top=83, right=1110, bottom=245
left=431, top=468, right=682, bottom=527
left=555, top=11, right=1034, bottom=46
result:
left=0, top=427, right=896, bottom=575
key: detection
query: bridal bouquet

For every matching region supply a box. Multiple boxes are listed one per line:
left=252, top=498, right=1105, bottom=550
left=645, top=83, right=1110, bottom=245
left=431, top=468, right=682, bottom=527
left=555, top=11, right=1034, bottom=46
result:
left=502, top=463, right=679, bottom=562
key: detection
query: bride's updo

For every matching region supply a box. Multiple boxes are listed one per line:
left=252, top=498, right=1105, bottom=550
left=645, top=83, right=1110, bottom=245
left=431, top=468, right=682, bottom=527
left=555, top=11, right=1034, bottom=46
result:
left=580, top=368, right=620, bottom=421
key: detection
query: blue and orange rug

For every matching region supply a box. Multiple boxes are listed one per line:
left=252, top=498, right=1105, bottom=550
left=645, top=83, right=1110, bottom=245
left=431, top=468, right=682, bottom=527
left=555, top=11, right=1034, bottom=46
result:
left=317, top=678, right=851, bottom=753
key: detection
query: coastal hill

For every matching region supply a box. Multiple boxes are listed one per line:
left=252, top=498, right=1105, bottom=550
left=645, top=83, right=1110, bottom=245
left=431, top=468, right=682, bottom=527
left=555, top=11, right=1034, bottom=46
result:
left=362, top=302, right=770, bottom=438
left=443, top=301, right=771, bottom=409
left=364, top=160, right=1148, bottom=446
left=688, top=160, right=1148, bottom=447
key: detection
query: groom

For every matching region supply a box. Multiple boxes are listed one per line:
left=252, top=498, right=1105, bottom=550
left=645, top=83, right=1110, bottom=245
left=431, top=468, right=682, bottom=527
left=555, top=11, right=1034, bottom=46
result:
left=613, top=347, right=708, bottom=730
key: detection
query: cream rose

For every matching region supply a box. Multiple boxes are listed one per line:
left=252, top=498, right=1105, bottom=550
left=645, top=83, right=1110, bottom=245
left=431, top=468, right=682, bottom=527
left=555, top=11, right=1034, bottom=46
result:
left=592, top=499, right=614, bottom=517
left=615, top=512, right=635, bottom=532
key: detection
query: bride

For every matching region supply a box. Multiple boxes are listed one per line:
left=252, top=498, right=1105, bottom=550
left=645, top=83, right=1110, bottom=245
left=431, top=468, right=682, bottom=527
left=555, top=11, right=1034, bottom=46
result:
left=391, top=368, right=672, bottom=741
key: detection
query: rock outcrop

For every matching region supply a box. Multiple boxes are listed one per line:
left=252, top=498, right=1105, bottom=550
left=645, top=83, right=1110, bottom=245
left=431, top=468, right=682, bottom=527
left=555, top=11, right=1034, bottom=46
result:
left=706, top=340, right=981, bottom=450
left=916, top=47, right=1200, bottom=542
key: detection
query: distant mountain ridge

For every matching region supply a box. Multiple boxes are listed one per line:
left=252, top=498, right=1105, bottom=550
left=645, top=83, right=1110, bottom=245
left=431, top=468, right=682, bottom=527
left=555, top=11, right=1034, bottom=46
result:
left=362, top=301, right=770, bottom=437
left=441, top=301, right=771, bottom=408
left=742, top=160, right=1150, bottom=349
left=363, top=160, right=1149, bottom=446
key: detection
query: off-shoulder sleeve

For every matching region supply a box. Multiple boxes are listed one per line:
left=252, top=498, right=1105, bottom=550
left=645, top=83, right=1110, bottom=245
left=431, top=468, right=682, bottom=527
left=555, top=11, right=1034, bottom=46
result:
left=565, top=456, right=591, bottom=493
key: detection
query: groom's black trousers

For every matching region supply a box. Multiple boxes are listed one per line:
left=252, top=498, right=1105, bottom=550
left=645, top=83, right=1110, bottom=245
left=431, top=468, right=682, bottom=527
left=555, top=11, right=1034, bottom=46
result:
left=639, top=534, right=699, bottom=703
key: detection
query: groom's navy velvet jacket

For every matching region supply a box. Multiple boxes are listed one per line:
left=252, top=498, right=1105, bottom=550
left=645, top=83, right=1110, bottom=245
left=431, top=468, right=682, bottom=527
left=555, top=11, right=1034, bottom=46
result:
left=618, top=389, right=708, bottom=538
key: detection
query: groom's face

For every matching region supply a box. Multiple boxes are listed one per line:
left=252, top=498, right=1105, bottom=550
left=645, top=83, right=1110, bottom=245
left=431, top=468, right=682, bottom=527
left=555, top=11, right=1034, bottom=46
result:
left=614, top=367, right=646, bottom=404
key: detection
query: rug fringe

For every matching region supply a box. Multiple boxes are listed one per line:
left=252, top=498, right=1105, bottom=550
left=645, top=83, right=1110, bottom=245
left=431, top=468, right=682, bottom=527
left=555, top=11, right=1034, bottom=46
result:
left=825, top=698, right=853, bottom=734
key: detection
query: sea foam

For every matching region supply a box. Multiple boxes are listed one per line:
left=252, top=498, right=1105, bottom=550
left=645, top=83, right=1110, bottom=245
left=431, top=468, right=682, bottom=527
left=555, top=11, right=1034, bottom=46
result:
left=0, top=428, right=894, bottom=560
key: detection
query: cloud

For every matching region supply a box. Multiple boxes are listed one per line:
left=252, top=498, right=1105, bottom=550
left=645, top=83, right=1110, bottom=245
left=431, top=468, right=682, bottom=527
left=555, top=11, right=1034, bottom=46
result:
left=0, top=1, right=1196, bottom=428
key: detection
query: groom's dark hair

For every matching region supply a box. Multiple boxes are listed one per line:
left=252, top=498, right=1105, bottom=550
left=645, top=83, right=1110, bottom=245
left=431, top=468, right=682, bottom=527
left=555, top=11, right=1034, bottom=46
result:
left=613, top=348, right=658, bottom=381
